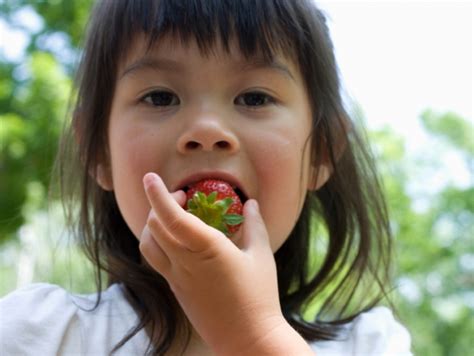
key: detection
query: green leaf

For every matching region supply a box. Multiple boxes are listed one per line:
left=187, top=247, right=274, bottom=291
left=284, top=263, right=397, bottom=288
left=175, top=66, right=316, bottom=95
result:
left=223, top=214, right=245, bottom=225
left=187, top=199, right=197, bottom=210
left=207, top=191, right=217, bottom=203
left=195, top=191, right=207, bottom=203
left=214, top=198, right=233, bottom=213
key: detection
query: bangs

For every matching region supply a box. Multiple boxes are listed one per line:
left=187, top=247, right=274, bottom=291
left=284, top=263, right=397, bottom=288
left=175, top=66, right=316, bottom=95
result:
left=99, top=0, right=308, bottom=63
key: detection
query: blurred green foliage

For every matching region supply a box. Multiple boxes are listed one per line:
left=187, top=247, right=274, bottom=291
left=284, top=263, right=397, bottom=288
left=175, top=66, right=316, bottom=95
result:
left=370, top=111, right=473, bottom=356
left=0, top=1, right=472, bottom=355
left=0, top=51, right=70, bottom=238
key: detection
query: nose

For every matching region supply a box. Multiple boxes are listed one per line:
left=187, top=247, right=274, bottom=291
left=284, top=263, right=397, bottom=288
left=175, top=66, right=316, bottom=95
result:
left=176, top=115, right=240, bottom=154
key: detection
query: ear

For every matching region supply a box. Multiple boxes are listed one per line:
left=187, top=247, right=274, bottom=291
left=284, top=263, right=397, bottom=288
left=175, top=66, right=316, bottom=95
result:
left=307, top=115, right=350, bottom=191
left=72, top=110, right=114, bottom=191
left=95, top=163, right=114, bottom=191
left=307, top=164, right=332, bottom=191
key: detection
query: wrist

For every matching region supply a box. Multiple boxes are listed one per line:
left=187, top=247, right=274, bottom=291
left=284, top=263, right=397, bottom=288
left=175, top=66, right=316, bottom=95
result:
left=216, top=315, right=314, bottom=356
left=245, top=318, right=314, bottom=356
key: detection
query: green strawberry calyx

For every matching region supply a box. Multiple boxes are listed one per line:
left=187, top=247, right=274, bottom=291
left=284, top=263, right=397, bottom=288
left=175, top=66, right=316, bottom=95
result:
left=186, top=191, right=244, bottom=237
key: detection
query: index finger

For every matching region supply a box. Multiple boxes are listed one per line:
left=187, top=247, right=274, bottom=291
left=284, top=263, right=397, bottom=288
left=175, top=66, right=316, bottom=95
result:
left=143, top=172, right=224, bottom=252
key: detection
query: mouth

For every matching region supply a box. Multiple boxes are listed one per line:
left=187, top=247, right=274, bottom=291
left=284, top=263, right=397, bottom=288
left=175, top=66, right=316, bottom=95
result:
left=233, top=186, right=248, bottom=204
left=181, top=183, right=248, bottom=204
left=176, top=173, right=249, bottom=203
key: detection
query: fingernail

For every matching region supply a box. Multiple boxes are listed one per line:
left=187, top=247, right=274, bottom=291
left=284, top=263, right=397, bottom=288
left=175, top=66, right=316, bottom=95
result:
left=248, top=199, right=259, bottom=213
left=143, top=173, right=157, bottom=189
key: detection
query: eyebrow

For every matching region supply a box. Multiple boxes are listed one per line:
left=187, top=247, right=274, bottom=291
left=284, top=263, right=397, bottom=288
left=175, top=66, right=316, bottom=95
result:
left=121, top=58, right=186, bottom=79
left=120, top=56, right=296, bottom=82
left=238, top=58, right=296, bottom=82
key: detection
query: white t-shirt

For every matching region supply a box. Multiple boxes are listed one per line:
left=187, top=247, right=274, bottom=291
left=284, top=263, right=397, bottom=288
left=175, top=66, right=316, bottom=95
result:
left=0, top=283, right=412, bottom=355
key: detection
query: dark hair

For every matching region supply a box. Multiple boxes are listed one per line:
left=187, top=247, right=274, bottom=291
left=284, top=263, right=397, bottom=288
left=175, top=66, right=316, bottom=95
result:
left=58, top=0, right=393, bottom=354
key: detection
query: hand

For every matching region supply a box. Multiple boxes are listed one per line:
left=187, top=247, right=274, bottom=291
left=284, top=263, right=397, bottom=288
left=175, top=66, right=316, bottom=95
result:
left=139, top=172, right=289, bottom=355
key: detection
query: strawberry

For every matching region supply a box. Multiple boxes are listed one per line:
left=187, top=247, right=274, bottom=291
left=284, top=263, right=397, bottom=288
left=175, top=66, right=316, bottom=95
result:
left=185, top=179, right=244, bottom=237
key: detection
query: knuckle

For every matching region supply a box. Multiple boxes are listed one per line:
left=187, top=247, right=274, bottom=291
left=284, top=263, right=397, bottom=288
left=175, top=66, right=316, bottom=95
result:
left=166, top=212, right=185, bottom=233
left=139, top=231, right=153, bottom=254
left=147, top=215, right=162, bottom=233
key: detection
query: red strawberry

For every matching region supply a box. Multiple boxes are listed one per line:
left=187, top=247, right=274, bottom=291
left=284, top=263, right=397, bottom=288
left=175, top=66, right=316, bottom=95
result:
left=185, top=179, right=244, bottom=237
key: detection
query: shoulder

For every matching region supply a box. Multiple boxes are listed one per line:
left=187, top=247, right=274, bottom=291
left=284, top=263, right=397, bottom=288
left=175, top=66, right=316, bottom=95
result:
left=0, top=283, right=79, bottom=354
left=0, top=283, right=77, bottom=323
left=349, top=306, right=412, bottom=354
left=309, top=307, right=413, bottom=356
left=0, top=283, right=147, bottom=355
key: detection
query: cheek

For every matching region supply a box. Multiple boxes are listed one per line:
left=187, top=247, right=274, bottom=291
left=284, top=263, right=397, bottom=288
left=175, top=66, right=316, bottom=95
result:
left=108, top=127, right=164, bottom=238
left=250, top=130, right=310, bottom=251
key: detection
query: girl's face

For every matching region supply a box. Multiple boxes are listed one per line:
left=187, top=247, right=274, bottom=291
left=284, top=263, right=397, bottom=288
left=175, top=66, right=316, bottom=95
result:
left=102, top=35, right=323, bottom=252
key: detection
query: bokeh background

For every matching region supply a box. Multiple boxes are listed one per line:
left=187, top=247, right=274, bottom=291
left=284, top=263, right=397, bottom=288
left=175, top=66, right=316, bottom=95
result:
left=0, top=1, right=472, bottom=355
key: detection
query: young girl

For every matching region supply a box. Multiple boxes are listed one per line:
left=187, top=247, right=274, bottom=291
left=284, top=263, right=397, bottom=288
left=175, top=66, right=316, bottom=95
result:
left=0, top=0, right=412, bottom=355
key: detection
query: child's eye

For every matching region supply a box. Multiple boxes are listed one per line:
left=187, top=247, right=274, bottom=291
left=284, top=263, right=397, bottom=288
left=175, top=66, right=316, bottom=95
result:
left=234, top=92, right=275, bottom=107
left=141, top=90, right=180, bottom=106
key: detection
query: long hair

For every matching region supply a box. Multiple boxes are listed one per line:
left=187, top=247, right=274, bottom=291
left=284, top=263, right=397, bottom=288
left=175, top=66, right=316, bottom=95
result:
left=57, top=0, right=393, bottom=354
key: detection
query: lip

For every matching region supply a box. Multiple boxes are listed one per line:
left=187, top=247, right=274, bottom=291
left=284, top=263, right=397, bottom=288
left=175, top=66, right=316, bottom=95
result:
left=173, top=170, right=249, bottom=200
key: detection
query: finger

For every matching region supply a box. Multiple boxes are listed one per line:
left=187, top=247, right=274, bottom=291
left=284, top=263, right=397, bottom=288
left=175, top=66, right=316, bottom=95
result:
left=145, top=206, right=184, bottom=256
left=139, top=224, right=171, bottom=275
left=143, top=173, right=223, bottom=252
left=171, top=189, right=187, bottom=208
left=240, top=199, right=271, bottom=253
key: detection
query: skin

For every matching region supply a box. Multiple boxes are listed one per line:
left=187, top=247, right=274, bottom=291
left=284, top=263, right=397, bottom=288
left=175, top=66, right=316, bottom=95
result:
left=97, top=34, right=329, bottom=355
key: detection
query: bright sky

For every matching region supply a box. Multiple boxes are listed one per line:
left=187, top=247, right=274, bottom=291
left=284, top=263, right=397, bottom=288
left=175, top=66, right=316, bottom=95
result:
left=319, top=0, right=472, bottom=129
left=318, top=0, right=473, bottom=193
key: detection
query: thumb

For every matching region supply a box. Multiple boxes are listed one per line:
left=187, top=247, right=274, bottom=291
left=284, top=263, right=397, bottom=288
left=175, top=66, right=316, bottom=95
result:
left=171, top=189, right=187, bottom=208
left=240, top=199, right=271, bottom=252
